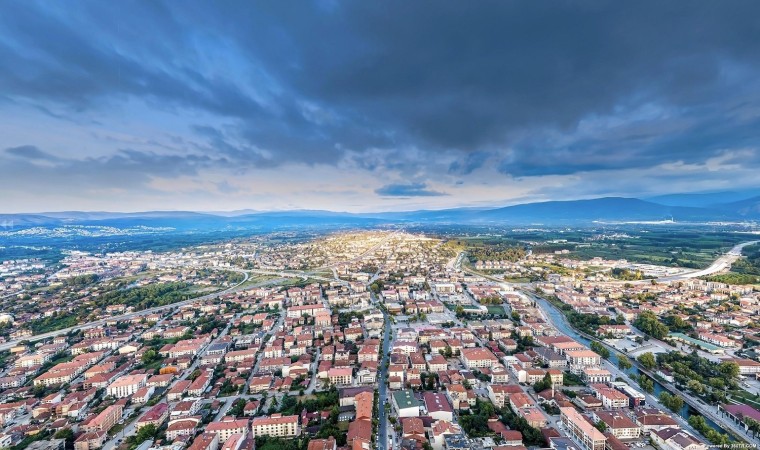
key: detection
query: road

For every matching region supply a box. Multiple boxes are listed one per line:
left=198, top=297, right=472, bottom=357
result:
left=656, top=240, right=760, bottom=282
left=461, top=246, right=760, bottom=444
left=1, top=259, right=359, bottom=352
left=1, top=289, right=24, bottom=299
left=525, top=290, right=758, bottom=445
left=458, top=239, right=760, bottom=285
left=375, top=293, right=393, bottom=450
left=0, top=267, right=323, bottom=352
left=0, top=271, right=253, bottom=350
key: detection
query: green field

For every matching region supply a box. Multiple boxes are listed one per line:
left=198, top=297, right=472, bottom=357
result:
left=486, top=305, right=507, bottom=317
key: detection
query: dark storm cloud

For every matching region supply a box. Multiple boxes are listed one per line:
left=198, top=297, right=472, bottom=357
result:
left=1, top=1, right=760, bottom=180
left=375, top=183, right=447, bottom=197
left=1, top=145, right=216, bottom=192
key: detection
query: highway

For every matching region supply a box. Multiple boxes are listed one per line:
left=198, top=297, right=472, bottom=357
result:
left=458, top=239, right=760, bottom=285
left=655, top=240, right=760, bottom=282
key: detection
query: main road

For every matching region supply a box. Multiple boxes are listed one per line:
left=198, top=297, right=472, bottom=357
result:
left=374, top=293, right=393, bottom=450
left=457, top=239, right=760, bottom=285
left=656, top=239, right=759, bottom=282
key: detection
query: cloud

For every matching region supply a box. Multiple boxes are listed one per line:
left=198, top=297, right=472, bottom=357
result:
left=375, top=183, right=447, bottom=197
left=449, top=151, right=491, bottom=175
left=1, top=1, right=760, bottom=211
left=4, top=145, right=58, bottom=161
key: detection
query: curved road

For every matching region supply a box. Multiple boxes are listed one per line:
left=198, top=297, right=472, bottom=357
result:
left=0, top=269, right=259, bottom=351
left=656, top=240, right=759, bottom=282
left=458, top=239, right=760, bottom=285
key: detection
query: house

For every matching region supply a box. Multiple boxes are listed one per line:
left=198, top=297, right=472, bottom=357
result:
left=596, top=388, right=630, bottom=409
left=206, top=418, right=250, bottom=443
left=137, top=403, right=169, bottom=430
left=82, top=404, right=123, bottom=433
left=460, top=348, right=499, bottom=369
left=582, top=368, right=612, bottom=384
left=308, top=438, right=337, bottom=450
left=74, top=431, right=107, bottom=450
left=172, top=399, right=202, bottom=418
left=424, top=392, right=453, bottom=422
left=393, top=390, right=422, bottom=417
left=592, top=411, right=641, bottom=440
left=251, top=414, right=300, bottom=438
left=651, top=428, right=707, bottom=450
left=488, top=384, right=522, bottom=409
left=166, top=416, right=202, bottom=440
left=402, top=417, right=426, bottom=444
left=187, top=433, right=220, bottom=450
left=429, top=420, right=462, bottom=450
left=327, top=367, right=353, bottom=386
left=565, top=350, right=601, bottom=374
left=107, top=374, right=148, bottom=399
left=131, top=386, right=154, bottom=405
left=634, top=409, right=679, bottom=434
left=560, top=407, right=606, bottom=450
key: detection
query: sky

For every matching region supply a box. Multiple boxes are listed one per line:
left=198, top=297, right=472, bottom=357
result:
left=1, top=1, right=760, bottom=213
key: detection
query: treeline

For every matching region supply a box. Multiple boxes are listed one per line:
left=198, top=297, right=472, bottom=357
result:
left=656, top=352, right=739, bottom=403
left=633, top=311, right=669, bottom=339
left=733, top=243, right=760, bottom=276
left=459, top=400, right=544, bottom=446
left=610, top=268, right=646, bottom=281
left=688, top=415, right=731, bottom=445
left=702, top=273, right=760, bottom=285
left=468, top=245, right=526, bottom=262
left=63, top=274, right=99, bottom=287
left=27, top=282, right=193, bottom=335
left=94, top=282, right=191, bottom=310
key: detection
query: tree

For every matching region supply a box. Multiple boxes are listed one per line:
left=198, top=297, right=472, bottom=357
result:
left=638, top=376, right=654, bottom=393
left=617, top=356, right=632, bottom=371
left=659, top=392, right=684, bottom=413
left=633, top=311, right=669, bottom=339
left=717, top=361, right=740, bottom=380
left=54, top=428, right=75, bottom=448
left=141, top=349, right=158, bottom=364
left=638, top=352, right=656, bottom=370
left=745, top=417, right=760, bottom=438
left=595, top=420, right=608, bottom=432
left=426, top=373, right=436, bottom=390
left=686, top=379, right=704, bottom=395
left=534, top=372, right=553, bottom=393
left=590, top=341, right=610, bottom=359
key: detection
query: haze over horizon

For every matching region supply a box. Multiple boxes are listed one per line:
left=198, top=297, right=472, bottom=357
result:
left=2, top=1, right=760, bottom=213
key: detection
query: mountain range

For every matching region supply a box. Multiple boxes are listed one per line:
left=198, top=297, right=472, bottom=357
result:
left=3, top=193, right=760, bottom=230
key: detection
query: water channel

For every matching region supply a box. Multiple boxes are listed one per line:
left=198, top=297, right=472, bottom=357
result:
left=534, top=296, right=729, bottom=435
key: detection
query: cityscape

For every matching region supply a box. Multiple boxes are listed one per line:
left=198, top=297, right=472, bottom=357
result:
left=3, top=3, right=760, bottom=450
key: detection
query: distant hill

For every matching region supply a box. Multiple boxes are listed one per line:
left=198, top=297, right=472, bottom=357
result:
left=473, top=197, right=726, bottom=223
left=711, top=196, right=760, bottom=218
left=647, top=190, right=760, bottom=208
left=5, top=194, right=760, bottom=230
